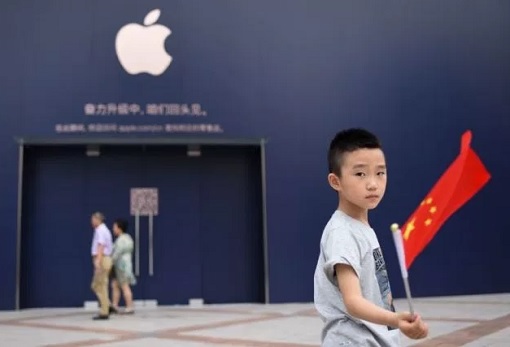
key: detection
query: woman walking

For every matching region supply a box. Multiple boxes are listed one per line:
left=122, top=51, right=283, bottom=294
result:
left=110, top=219, right=136, bottom=314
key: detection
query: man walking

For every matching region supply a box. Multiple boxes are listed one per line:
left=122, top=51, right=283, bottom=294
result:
left=90, top=212, right=113, bottom=320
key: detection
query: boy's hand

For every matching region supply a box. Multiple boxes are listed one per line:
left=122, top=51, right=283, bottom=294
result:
left=397, top=312, right=428, bottom=340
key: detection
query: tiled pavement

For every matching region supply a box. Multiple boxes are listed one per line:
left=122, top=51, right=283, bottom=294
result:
left=1, top=294, right=510, bottom=346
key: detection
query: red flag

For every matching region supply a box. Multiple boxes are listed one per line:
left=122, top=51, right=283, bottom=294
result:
left=402, top=130, right=491, bottom=269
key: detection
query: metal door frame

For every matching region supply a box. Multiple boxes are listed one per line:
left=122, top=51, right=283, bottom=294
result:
left=15, top=137, right=270, bottom=310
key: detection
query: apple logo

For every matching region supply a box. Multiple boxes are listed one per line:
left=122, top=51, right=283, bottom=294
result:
left=115, top=9, right=172, bottom=76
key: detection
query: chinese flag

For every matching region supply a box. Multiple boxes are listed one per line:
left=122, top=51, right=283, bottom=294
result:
left=402, top=130, right=491, bottom=269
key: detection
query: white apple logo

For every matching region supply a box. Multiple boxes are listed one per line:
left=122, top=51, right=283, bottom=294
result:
left=115, top=9, right=172, bottom=76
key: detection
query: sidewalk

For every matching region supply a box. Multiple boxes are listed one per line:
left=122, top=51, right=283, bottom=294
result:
left=1, top=293, right=509, bottom=346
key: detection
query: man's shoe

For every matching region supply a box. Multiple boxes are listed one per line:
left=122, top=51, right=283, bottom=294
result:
left=92, top=314, right=109, bottom=320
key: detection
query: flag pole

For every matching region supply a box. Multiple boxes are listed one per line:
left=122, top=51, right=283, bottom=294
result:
left=391, top=223, right=415, bottom=316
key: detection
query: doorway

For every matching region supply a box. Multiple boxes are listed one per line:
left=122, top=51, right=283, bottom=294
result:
left=19, top=141, right=266, bottom=308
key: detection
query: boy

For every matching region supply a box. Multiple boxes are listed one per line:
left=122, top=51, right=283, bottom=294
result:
left=314, top=128, right=428, bottom=346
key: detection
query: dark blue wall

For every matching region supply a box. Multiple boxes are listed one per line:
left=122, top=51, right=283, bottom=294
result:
left=1, top=1, right=509, bottom=309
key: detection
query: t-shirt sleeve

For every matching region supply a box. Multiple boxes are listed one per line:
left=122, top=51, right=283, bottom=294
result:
left=323, top=227, right=364, bottom=282
left=97, top=228, right=108, bottom=246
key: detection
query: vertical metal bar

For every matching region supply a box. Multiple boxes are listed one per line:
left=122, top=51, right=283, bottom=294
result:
left=15, top=143, right=24, bottom=310
left=135, top=211, right=140, bottom=276
left=148, top=212, right=154, bottom=276
left=260, top=139, right=270, bottom=304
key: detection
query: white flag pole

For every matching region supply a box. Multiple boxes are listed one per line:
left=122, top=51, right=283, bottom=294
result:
left=391, top=223, right=415, bottom=316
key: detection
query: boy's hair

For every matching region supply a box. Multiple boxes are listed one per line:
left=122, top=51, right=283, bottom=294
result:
left=328, top=128, right=382, bottom=175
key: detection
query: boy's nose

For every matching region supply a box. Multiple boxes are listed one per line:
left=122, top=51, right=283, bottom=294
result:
left=367, top=179, right=378, bottom=190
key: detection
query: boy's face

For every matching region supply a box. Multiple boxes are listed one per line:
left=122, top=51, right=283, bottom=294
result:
left=328, top=148, right=387, bottom=210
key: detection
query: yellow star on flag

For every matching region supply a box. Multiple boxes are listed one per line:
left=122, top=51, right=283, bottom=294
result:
left=403, top=218, right=416, bottom=240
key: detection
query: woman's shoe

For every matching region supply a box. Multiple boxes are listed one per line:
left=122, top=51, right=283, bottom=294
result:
left=123, top=308, right=135, bottom=315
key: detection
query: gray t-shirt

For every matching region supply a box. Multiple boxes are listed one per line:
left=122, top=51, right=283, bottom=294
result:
left=314, top=210, right=401, bottom=346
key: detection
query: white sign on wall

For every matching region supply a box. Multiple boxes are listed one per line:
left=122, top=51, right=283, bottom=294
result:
left=130, top=188, right=159, bottom=216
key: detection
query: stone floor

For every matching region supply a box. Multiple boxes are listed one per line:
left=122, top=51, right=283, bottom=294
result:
left=1, top=294, right=510, bottom=346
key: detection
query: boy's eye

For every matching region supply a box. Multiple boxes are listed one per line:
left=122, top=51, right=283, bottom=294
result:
left=377, top=171, right=386, bottom=176
left=355, top=172, right=366, bottom=177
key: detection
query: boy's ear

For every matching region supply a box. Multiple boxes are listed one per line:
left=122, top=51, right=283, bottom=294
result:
left=327, top=173, right=342, bottom=192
